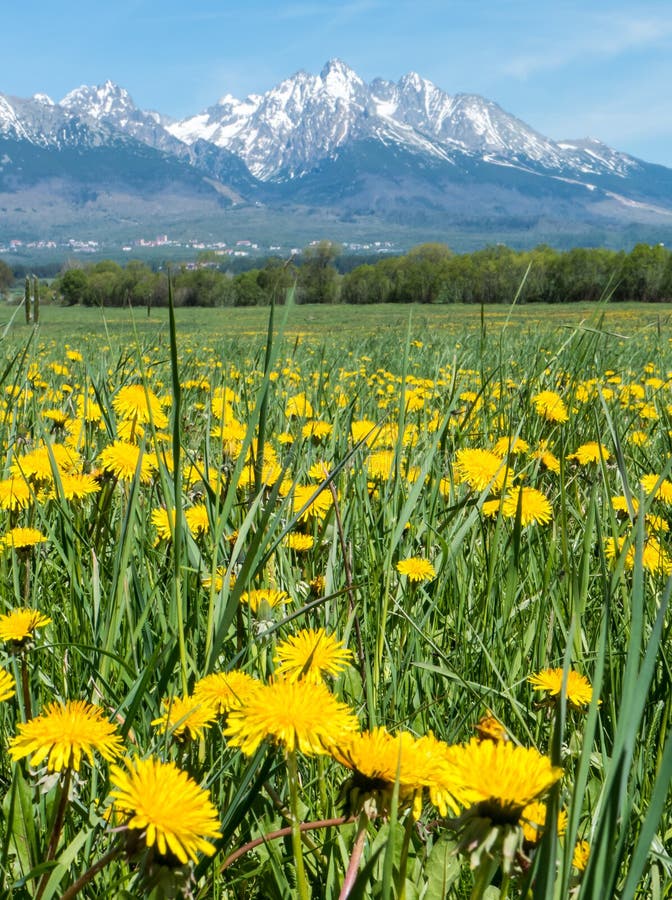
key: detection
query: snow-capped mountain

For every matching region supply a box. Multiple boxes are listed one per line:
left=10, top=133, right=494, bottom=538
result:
left=165, top=59, right=640, bottom=183
left=3, top=59, right=672, bottom=244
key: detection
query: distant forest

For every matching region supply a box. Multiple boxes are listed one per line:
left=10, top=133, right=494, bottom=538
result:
left=4, top=240, right=672, bottom=307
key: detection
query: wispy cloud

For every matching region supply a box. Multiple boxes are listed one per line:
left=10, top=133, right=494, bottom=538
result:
left=503, top=13, right=672, bottom=79
left=275, top=0, right=381, bottom=25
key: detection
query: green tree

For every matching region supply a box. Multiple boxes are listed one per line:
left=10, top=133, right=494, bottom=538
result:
left=298, top=241, right=341, bottom=304
left=58, top=268, right=89, bottom=306
left=395, top=243, right=452, bottom=303
left=24, top=275, right=31, bottom=324
left=0, top=259, right=13, bottom=296
left=33, top=275, right=39, bottom=325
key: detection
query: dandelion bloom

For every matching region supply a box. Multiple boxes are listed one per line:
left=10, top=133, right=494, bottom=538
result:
left=501, top=487, right=553, bottom=526
left=1, top=527, right=48, bottom=551
left=520, top=800, right=567, bottom=845
left=285, top=393, right=313, bottom=418
left=291, top=483, right=333, bottom=521
left=224, top=678, right=358, bottom=756
left=396, top=557, right=436, bottom=582
left=604, top=534, right=672, bottom=576
left=273, top=628, right=353, bottom=683
left=0, top=669, right=16, bottom=702
left=9, top=700, right=123, bottom=772
left=240, top=588, right=290, bottom=614
left=530, top=444, right=561, bottom=474
left=113, top=384, right=168, bottom=430
left=11, top=444, right=81, bottom=482
left=330, top=727, right=462, bottom=817
left=151, top=695, right=217, bottom=741
left=573, top=839, right=591, bottom=871
left=641, top=474, right=672, bottom=503
left=109, top=756, right=221, bottom=864
left=193, top=670, right=260, bottom=715
left=528, top=668, right=594, bottom=709
left=492, top=436, right=529, bottom=458
left=0, top=608, right=51, bottom=644
left=567, top=442, right=610, bottom=465
left=0, top=476, right=32, bottom=511
left=48, top=472, right=101, bottom=501
left=448, top=739, right=563, bottom=822
left=185, top=504, right=210, bottom=537
left=283, top=532, right=315, bottom=552
left=99, top=441, right=153, bottom=483
left=454, top=448, right=507, bottom=493
left=531, top=390, right=569, bottom=424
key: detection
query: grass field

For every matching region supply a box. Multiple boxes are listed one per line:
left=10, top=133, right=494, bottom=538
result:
left=0, top=298, right=670, bottom=899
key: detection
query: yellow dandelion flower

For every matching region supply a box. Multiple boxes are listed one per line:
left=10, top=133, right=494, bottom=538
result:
left=11, top=444, right=81, bottom=482
left=151, top=695, right=217, bottom=741
left=330, top=727, right=461, bottom=817
left=520, top=800, right=567, bottom=845
left=274, top=628, right=353, bottom=683
left=302, top=420, right=333, bottom=440
left=185, top=503, right=210, bottom=537
left=1, top=527, right=48, bottom=551
left=291, top=483, right=333, bottom=522
left=192, top=670, right=260, bottom=714
left=0, top=476, right=32, bottom=511
left=285, top=393, right=313, bottom=418
left=454, top=448, right=507, bottom=493
left=240, top=588, right=290, bottom=614
left=48, top=472, right=100, bottom=501
left=532, top=390, right=569, bottom=424
left=109, top=756, right=221, bottom=864
left=641, top=474, right=672, bottom=503
left=0, top=669, right=16, bottom=702
left=0, top=608, right=51, bottom=644
left=449, top=739, right=563, bottom=822
left=151, top=507, right=175, bottom=542
left=492, top=436, right=529, bottom=458
left=113, top=384, right=168, bottom=430
left=224, top=678, right=358, bottom=756
left=396, top=557, right=436, bottom=582
left=528, top=668, right=594, bottom=709
left=98, top=441, right=153, bottom=483
left=366, top=450, right=396, bottom=481
left=605, top=534, right=672, bottom=575
left=9, top=700, right=123, bottom=772
left=567, top=442, right=610, bottom=465
left=283, top=532, right=315, bottom=552
left=573, top=839, right=591, bottom=871
left=201, top=567, right=229, bottom=592
left=530, top=444, right=561, bottom=474
left=501, top=486, right=553, bottom=526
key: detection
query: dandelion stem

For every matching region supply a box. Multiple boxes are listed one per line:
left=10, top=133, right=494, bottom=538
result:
left=220, top=816, right=353, bottom=872
left=36, top=766, right=72, bottom=900
left=327, top=479, right=368, bottom=705
left=339, top=811, right=368, bottom=900
left=286, top=749, right=310, bottom=900
left=60, top=846, right=122, bottom=900
left=20, top=655, right=32, bottom=721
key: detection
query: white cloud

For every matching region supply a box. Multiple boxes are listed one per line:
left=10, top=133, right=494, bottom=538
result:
left=503, top=12, right=672, bottom=79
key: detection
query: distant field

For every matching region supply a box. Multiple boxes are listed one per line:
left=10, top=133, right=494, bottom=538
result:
left=2, top=300, right=672, bottom=343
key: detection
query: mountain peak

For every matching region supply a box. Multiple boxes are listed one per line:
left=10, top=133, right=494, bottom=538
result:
left=319, top=58, right=364, bottom=100
left=60, top=81, right=136, bottom=120
left=32, top=93, right=55, bottom=106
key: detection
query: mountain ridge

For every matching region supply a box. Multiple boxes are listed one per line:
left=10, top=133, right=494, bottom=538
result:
left=2, top=60, right=672, bottom=248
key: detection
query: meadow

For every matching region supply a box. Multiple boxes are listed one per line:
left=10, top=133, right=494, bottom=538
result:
left=0, top=298, right=670, bottom=899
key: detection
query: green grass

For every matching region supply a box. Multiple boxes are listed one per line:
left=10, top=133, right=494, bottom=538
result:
left=0, top=299, right=669, bottom=898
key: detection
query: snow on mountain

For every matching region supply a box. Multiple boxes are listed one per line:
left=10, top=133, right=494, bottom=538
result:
left=166, top=59, right=642, bottom=183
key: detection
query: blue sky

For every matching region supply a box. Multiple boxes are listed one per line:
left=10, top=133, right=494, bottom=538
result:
left=4, top=0, right=672, bottom=165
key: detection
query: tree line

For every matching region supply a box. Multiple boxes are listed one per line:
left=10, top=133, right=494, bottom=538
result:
left=4, top=240, right=672, bottom=308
